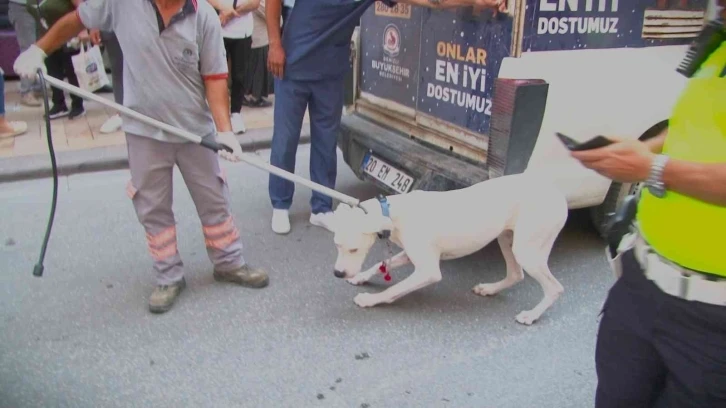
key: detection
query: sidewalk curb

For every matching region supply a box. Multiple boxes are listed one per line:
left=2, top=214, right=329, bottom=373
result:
left=0, top=127, right=310, bottom=184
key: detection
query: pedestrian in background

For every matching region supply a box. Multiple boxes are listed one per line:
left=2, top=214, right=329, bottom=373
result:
left=209, top=0, right=260, bottom=135
left=67, top=0, right=123, bottom=133
left=242, top=7, right=273, bottom=108
left=97, top=31, right=123, bottom=134
left=8, top=0, right=44, bottom=107
left=25, top=0, right=86, bottom=120
left=0, top=69, right=28, bottom=139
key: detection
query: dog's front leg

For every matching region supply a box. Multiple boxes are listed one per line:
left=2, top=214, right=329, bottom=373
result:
left=347, top=251, right=410, bottom=286
left=354, top=252, right=441, bottom=308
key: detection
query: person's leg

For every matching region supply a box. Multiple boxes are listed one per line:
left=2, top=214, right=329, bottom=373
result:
left=242, top=45, right=272, bottom=107
left=102, top=32, right=123, bottom=105
left=229, top=38, right=249, bottom=114
left=125, top=134, right=184, bottom=313
left=100, top=31, right=124, bottom=133
left=44, top=50, right=70, bottom=119
left=650, top=279, right=726, bottom=407
left=307, top=75, right=345, bottom=227
left=226, top=37, right=248, bottom=134
left=594, top=251, right=669, bottom=407
left=267, top=77, right=309, bottom=233
left=61, top=47, right=85, bottom=119
left=0, top=74, right=27, bottom=138
left=8, top=3, right=41, bottom=106
left=176, top=139, right=269, bottom=288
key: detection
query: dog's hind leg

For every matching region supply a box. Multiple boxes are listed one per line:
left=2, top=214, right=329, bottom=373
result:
left=347, top=251, right=410, bottom=286
left=473, top=230, right=524, bottom=297
left=511, top=227, right=565, bottom=325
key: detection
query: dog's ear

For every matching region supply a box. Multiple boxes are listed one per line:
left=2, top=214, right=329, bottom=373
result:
left=363, top=214, right=393, bottom=235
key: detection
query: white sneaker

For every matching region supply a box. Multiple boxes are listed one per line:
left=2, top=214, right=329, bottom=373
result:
left=310, top=212, right=336, bottom=233
left=271, top=209, right=290, bottom=234
left=231, top=113, right=246, bottom=134
left=100, top=114, right=122, bottom=134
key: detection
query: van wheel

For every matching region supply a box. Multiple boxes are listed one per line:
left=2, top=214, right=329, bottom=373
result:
left=589, top=181, right=642, bottom=239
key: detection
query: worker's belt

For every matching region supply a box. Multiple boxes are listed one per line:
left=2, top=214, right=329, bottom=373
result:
left=631, top=233, right=726, bottom=306
left=606, top=226, right=726, bottom=306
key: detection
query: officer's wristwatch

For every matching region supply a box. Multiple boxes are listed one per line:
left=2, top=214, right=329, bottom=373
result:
left=645, top=154, right=669, bottom=198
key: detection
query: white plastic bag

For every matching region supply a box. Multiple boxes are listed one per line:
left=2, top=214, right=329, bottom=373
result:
left=71, top=43, right=110, bottom=93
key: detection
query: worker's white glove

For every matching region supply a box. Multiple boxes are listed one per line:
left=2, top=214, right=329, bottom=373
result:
left=216, top=131, right=243, bottom=162
left=13, top=44, right=47, bottom=81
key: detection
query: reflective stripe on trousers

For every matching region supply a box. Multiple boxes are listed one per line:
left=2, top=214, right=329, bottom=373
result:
left=125, top=133, right=245, bottom=285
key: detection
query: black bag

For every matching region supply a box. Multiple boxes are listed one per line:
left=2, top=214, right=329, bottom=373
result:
left=26, top=0, right=75, bottom=32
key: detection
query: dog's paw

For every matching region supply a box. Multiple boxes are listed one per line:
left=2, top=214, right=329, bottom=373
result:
left=346, top=275, right=369, bottom=286
left=472, top=283, right=499, bottom=297
left=515, top=310, right=541, bottom=326
left=353, top=293, right=379, bottom=308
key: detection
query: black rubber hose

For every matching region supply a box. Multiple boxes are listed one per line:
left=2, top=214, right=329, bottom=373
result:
left=33, top=68, right=58, bottom=277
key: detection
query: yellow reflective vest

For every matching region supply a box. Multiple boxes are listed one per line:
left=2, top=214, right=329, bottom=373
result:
left=637, top=42, right=726, bottom=276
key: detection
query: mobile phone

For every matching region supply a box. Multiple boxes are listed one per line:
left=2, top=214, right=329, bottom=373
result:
left=555, top=132, right=614, bottom=151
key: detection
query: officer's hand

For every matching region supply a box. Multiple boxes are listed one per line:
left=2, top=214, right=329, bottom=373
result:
left=268, top=43, right=285, bottom=79
left=216, top=131, right=243, bottom=162
left=13, top=44, right=47, bottom=81
left=571, top=139, right=655, bottom=184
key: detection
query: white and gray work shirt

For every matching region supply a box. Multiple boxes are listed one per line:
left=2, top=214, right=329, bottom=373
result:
left=76, top=0, right=228, bottom=143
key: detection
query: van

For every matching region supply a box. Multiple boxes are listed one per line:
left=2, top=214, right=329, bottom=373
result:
left=340, top=0, right=717, bottom=237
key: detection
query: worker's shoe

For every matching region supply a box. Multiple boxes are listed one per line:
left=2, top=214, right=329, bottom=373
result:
left=100, top=114, right=122, bottom=133
left=21, top=93, right=42, bottom=107
left=310, top=211, right=336, bottom=233
left=213, top=265, right=269, bottom=288
left=148, top=277, right=186, bottom=314
left=271, top=209, right=290, bottom=235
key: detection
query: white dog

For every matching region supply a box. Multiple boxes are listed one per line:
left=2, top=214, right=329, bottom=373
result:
left=332, top=172, right=568, bottom=325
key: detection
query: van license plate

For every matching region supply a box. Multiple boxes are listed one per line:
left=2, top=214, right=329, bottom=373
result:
left=362, top=152, right=414, bottom=194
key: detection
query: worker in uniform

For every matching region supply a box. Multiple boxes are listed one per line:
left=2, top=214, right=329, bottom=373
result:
left=571, top=4, right=726, bottom=404
left=264, top=0, right=507, bottom=235
left=13, top=0, right=270, bottom=314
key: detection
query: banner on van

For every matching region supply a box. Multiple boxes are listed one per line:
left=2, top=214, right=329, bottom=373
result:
left=359, top=5, right=423, bottom=109
left=523, top=0, right=709, bottom=52
left=416, top=9, right=514, bottom=134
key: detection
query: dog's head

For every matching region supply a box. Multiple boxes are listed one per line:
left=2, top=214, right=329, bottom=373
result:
left=332, top=202, right=393, bottom=279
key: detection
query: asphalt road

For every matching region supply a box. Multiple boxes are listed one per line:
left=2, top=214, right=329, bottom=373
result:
left=0, top=146, right=615, bottom=408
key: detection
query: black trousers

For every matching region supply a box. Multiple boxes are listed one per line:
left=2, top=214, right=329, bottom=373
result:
left=45, top=47, right=83, bottom=109
left=223, top=37, right=252, bottom=113
left=595, top=250, right=726, bottom=407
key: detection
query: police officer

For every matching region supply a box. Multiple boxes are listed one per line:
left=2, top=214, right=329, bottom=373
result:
left=14, top=0, right=270, bottom=314
left=571, top=3, right=726, bottom=405
left=265, top=0, right=507, bottom=235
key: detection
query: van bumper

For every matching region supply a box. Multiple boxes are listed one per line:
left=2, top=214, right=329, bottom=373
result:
left=338, top=113, right=490, bottom=194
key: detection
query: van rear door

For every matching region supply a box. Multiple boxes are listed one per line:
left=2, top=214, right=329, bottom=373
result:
left=357, top=4, right=518, bottom=164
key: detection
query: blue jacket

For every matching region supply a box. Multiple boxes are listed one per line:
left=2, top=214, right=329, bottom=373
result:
left=282, top=0, right=397, bottom=81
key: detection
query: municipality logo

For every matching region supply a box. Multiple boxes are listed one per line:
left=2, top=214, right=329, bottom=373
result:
left=383, top=24, right=401, bottom=57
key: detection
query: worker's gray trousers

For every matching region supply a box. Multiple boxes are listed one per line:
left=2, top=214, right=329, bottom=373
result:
left=125, top=134, right=246, bottom=285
